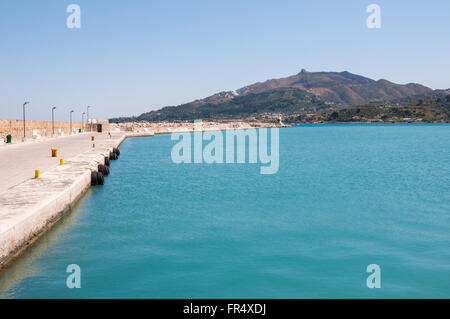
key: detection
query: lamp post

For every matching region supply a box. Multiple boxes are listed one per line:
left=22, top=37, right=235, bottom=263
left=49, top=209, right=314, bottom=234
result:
left=23, top=101, right=30, bottom=139
left=82, top=112, right=86, bottom=132
left=87, top=106, right=91, bottom=132
left=70, top=110, right=74, bottom=134
left=51, top=107, right=56, bottom=136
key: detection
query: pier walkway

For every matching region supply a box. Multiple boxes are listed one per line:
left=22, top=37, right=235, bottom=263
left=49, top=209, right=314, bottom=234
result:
left=0, top=132, right=124, bottom=193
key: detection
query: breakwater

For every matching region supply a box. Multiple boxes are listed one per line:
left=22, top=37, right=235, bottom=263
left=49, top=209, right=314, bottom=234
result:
left=0, top=121, right=284, bottom=268
left=0, top=132, right=126, bottom=267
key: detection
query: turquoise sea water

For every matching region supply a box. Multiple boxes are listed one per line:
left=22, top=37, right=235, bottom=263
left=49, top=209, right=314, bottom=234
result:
left=0, top=124, right=449, bottom=298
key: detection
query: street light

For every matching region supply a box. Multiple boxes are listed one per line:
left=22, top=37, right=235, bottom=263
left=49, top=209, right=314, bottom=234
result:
left=51, top=107, right=56, bottom=136
left=87, top=106, right=91, bottom=132
left=23, top=101, right=30, bottom=139
left=70, top=110, right=74, bottom=134
left=82, top=112, right=86, bottom=132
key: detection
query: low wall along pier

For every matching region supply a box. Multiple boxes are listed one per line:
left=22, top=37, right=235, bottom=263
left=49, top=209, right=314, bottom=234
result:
left=0, top=119, right=111, bottom=144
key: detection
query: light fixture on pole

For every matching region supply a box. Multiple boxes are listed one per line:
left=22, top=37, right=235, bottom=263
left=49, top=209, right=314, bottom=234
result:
left=51, top=107, right=56, bottom=136
left=82, top=112, right=86, bottom=132
left=23, top=101, right=30, bottom=139
left=87, top=106, right=91, bottom=132
left=70, top=110, right=74, bottom=134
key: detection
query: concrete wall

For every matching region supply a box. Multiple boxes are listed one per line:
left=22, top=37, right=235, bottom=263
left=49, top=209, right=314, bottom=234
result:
left=0, top=171, right=92, bottom=266
left=0, top=119, right=86, bottom=143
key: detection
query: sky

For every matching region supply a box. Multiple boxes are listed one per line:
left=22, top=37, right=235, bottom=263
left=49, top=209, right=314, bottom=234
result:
left=0, top=0, right=449, bottom=121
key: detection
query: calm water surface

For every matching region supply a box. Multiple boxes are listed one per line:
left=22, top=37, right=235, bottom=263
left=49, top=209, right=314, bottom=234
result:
left=0, top=124, right=449, bottom=298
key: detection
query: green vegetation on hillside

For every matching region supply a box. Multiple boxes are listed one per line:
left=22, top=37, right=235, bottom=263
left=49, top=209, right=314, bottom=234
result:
left=113, top=88, right=329, bottom=122
left=286, top=95, right=450, bottom=123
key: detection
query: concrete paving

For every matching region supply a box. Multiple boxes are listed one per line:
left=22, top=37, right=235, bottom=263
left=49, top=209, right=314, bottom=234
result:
left=0, top=132, right=123, bottom=192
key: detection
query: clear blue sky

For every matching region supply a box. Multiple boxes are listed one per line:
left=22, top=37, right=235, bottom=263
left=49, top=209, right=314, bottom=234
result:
left=0, top=0, right=449, bottom=121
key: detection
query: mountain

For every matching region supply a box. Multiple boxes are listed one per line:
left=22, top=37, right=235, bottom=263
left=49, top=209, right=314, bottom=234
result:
left=110, top=70, right=437, bottom=122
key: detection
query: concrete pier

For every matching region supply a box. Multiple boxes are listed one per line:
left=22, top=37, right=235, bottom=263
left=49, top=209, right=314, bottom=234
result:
left=0, top=131, right=127, bottom=267
left=0, top=121, right=285, bottom=268
left=0, top=133, right=116, bottom=192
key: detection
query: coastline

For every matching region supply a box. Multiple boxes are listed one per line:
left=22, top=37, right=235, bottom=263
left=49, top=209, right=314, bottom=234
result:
left=289, top=121, right=450, bottom=125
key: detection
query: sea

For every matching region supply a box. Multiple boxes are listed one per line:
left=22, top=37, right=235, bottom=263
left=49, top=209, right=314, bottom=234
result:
left=0, top=124, right=449, bottom=298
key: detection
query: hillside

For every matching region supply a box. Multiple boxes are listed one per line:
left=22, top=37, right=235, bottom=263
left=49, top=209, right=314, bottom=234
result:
left=287, top=95, right=450, bottom=123
left=231, top=70, right=431, bottom=106
left=110, top=70, right=438, bottom=122
left=133, top=88, right=328, bottom=121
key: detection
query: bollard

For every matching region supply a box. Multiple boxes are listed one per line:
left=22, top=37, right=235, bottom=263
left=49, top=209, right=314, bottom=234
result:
left=91, top=136, right=95, bottom=141
left=51, top=148, right=57, bottom=157
left=60, top=159, right=64, bottom=166
left=35, top=170, right=40, bottom=179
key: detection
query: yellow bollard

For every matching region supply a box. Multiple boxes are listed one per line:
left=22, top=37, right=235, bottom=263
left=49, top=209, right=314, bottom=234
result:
left=51, top=148, right=57, bottom=157
left=35, top=170, right=40, bottom=179
left=60, top=159, right=64, bottom=166
left=91, top=136, right=95, bottom=141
